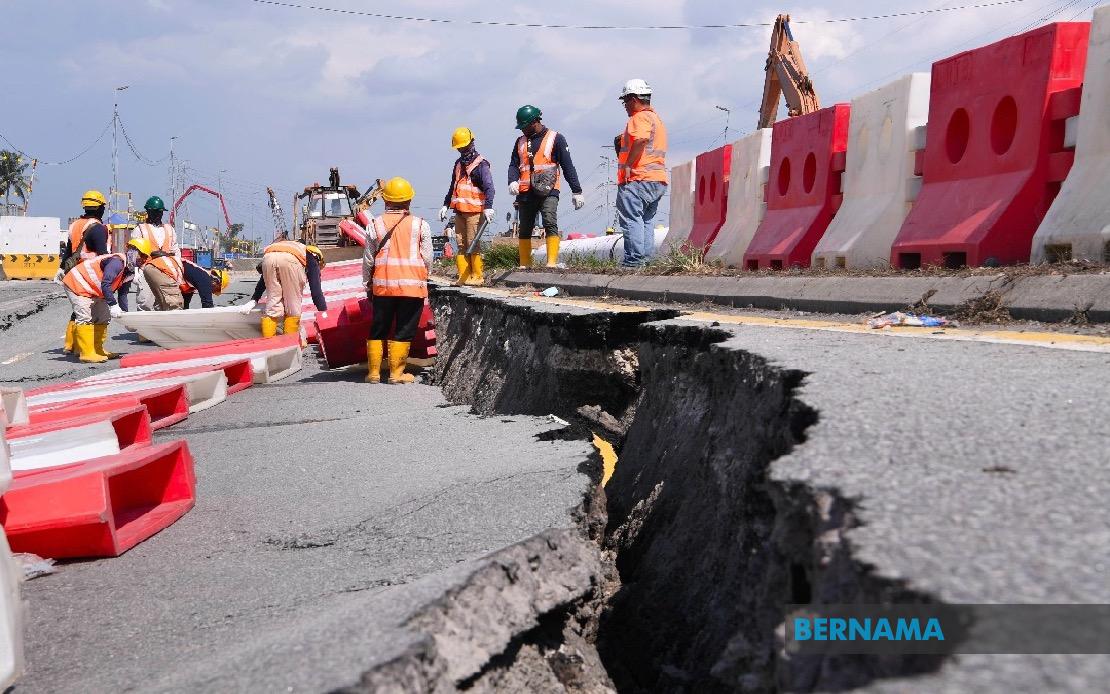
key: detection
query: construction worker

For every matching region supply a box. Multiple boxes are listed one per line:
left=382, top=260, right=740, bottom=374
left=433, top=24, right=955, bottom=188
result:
left=615, top=79, right=668, bottom=267
left=182, top=262, right=230, bottom=308
left=131, top=196, right=180, bottom=309
left=56, top=190, right=112, bottom=353
left=129, top=238, right=185, bottom=311
left=362, top=177, right=431, bottom=385
left=439, top=127, right=495, bottom=286
left=61, top=244, right=151, bottom=363
left=507, top=105, right=585, bottom=268
left=243, top=240, right=327, bottom=337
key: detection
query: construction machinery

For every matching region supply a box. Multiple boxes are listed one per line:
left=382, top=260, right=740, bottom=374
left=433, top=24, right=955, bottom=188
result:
left=758, top=14, right=821, bottom=129
left=291, top=167, right=363, bottom=247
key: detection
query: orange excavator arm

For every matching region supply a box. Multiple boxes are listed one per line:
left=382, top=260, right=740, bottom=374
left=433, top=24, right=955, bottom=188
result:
left=758, top=14, right=821, bottom=129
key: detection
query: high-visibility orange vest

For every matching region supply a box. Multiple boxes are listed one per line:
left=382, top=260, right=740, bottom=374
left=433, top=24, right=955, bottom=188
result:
left=62, top=253, right=126, bottom=298
left=370, top=213, right=428, bottom=299
left=67, top=218, right=102, bottom=260
left=264, top=240, right=307, bottom=266
left=451, top=156, right=487, bottom=213
left=134, top=223, right=178, bottom=253
left=515, top=129, right=560, bottom=194
left=146, top=254, right=189, bottom=293
left=617, top=107, right=668, bottom=185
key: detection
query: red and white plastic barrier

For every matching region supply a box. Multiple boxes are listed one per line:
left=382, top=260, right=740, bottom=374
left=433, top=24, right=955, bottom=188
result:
left=338, top=218, right=367, bottom=247
left=891, top=23, right=1089, bottom=268
left=0, top=428, right=24, bottom=689
left=119, top=306, right=264, bottom=347
left=685, top=145, right=733, bottom=252
left=814, top=73, right=931, bottom=269
left=1033, top=8, right=1110, bottom=264
left=315, top=297, right=437, bottom=368
left=0, top=388, right=27, bottom=427
left=6, top=405, right=152, bottom=472
left=745, top=104, right=851, bottom=269
left=0, top=440, right=197, bottom=559
left=25, top=366, right=229, bottom=414
left=119, top=335, right=302, bottom=384
left=662, top=160, right=696, bottom=250
left=706, top=129, right=773, bottom=267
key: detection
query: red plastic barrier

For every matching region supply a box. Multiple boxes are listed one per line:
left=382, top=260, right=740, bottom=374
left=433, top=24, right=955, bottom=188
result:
left=28, top=385, right=190, bottom=431
left=744, top=104, right=850, bottom=270
left=891, top=23, right=1089, bottom=268
left=0, top=441, right=196, bottom=558
left=685, top=145, right=733, bottom=251
left=120, top=336, right=299, bottom=369
left=316, top=299, right=437, bottom=368
left=338, top=219, right=367, bottom=247
left=28, top=361, right=252, bottom=398
left=9, top=405, right=152, bottom=451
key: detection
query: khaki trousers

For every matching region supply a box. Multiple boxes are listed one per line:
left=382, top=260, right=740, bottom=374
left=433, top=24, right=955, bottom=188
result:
left=143, top=265, right=184, bottom=311
left=453, top=212, right=481, bottom=252
left=262, top=252, right=307, bottom=319
left=65, top=288, right=110, bottom=325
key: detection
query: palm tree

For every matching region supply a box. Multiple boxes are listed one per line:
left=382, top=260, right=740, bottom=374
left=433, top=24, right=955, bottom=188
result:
left=0, top=150, right=30, bottom=215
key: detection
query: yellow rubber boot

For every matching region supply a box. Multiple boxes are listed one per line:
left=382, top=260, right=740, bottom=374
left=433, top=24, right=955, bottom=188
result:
left=93, top=324, right=119, bottom=359
left=365, top=339, right=384, bottom=383
left=63, top=320, right=76, bottom=353
left=466, top=253, right=484, bottom=285
left=545, top=235, right=560, bottom=267
left=518, top=239, right=533, bottom=268
left=387, top=341, right=415, bottom=384
left=261, top=316, right=279, bottom=337
left=283, top=316, right=300, bottom=336
left=75, top=324, right=107, bottom=364
left=454, top=254, right=470, bottom=286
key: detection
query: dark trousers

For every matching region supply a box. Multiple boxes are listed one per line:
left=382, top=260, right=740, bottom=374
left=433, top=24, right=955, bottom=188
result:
left=370, top=295, right=423, bottom=342
left=517, top=193, right=559, bottom=239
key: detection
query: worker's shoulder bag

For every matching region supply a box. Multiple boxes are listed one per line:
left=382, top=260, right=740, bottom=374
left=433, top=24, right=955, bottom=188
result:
left=526, top=138, right=557, bottom=197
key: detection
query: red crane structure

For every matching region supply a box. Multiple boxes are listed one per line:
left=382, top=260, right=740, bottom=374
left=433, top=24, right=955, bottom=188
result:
left=167, top=184, right=233, bottom=228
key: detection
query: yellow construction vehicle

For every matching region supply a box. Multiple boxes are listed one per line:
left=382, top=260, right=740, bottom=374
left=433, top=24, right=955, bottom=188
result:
left=758, top=14, right=821, bottom=129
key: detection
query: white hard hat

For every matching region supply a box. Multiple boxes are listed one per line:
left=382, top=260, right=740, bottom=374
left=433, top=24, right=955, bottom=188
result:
left=619, top=78, right=653, bottom=99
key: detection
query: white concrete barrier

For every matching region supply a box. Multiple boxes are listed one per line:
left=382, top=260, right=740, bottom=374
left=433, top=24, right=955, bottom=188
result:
left=813, top=73, right=931, bottom=269
left=0, top=428, right=25, bottom=690
left=661, top=160, right=695, bottom=249
left=705, top=130, right=773, bottom=267
left=1032, top=6, right=1110, bottom=264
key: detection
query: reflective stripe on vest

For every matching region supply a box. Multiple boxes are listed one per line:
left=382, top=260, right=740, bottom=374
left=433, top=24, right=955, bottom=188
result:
left=516, top=129, right=560, bottom=194
left=618, top=108, right=668, bottom=185
left=136, top=223, right=177, bottom=253
left=63, top=253, right=126, bottom=298
left=371, top=214, right=428, bottom=299
left=147, top=254, right=188, bottom=292
left=68, top=219, right=101, bottom=260
left=264, top=240, right=308, bottom=266
left=451, top=156, right=487, bottom=213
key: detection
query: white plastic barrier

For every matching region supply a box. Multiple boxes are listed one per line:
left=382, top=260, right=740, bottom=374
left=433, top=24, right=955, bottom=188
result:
left=705, top=130, right=773, bottom=267
left=7, top=420, right=122, bottom=472
left=82, top=346, right=301, bottom=385
left=661, top=160, right=696, bottom=249
left=1, top=388, right=28, bottom=426
left=0, top=216, right=61, bottom=254
left=812, top=73, right=930, bottom=269
left=1032, top=6, right=1110, bottom=264
left=0, top=428, right=25, bottom=689
left=26, top=369, right=228, bottom=413
left=533, top=228, right=670, bottom=264
left=119, top=306, right=262, bottom=347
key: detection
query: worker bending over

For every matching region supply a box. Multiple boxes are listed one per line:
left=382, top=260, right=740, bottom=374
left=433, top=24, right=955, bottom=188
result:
left=246, top=240, right=327, bottom=337
left=61, top=244, right=151, bottom=363
left=439, top=127, right=495, bottom=286
left=615, top=79, right=668, bottom=267
left=507, top=105, right=585, bottom=268
left=131, top=196, right=181, bottom=309
left=362, top=177, right=432, bottom=385
left=57, top=190, right=112, bottom=353
left=182, top=262, right=229, bottom=308
left=129, top=238, right=185, bottom=311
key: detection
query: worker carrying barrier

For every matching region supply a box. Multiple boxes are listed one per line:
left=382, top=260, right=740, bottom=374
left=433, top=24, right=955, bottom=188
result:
left=812, top=74, right=931, bottom=269
left=891, top=22, right=1089, bottom=268
left=661, top=160, right=695, bottom=250
left=1032, top=8, right=1110, bottom=264
left=28, top=384, right=190, bottom=431
left=0, top=440, right=196, bottom=559
left=0, top=427, right=24, bottom=689
left=6, top=405, right=152, bottom=472
left=706, top=129, right=773, bottom=267
left=683, top=145, right=732, bottom=252
left=744, top=103, right=851, bottom=269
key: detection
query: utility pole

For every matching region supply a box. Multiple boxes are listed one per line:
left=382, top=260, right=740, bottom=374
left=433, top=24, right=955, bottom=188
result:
left=111, top=85, right=129, bottom=251
left=715, top=105, right=731, bottom=146
left=168, top=136, right=178, bottom=209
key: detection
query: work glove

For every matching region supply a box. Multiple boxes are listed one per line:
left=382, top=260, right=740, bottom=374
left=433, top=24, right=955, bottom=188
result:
left=483, top=209, right=496, bottom=223
left=572, top=193, right=585, bottom=210
left=53, top=268, right=65, bottom=283
left=508, top=181, right=520, bottom=196
left=438, top=206, right=449, bottom=222
left=109, top=304, right=124, bottom=319
left=239, top=300, right=257, bottom=314
left=319, top=311, right=329, bottom=320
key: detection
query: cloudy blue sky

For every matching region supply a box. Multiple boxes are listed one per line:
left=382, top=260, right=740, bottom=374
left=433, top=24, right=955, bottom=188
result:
left=2, top=0, right=1100, bottom=241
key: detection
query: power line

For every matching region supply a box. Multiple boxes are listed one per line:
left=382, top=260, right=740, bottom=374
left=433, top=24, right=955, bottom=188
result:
left=249, top=0, right=1033, bottom=30
left=116, top=113, right=170, bottom=166
left=0, top=118, right=113, bottom=167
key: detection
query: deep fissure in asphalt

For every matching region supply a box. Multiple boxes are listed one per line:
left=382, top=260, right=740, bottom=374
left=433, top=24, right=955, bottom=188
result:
left=429, top=288, right=952, bottom=692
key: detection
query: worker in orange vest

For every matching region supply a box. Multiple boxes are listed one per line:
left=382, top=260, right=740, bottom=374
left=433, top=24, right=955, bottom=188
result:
left=129, top=237, right=186, bottom=311
left=130, top=196, right=181, bottom=310
left=362, top=177, right=432, bottom=384
left=242, top=240, right=327, bottom=338
left=615, top=79, right=668, bottom=267
left=439, top=127, right=495, bottom=286
left=61, top=245, right=151, bottom=363
left=56, top=190, right=112, bottom=353
left=508, top=105, right=585, bottom=268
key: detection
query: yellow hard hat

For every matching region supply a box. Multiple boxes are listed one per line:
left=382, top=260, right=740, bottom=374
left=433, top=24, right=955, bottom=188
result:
left=381, top=177, right=414, bottom=203
left=305, top=244, right=326, bottom=268
left=451, top=127, right=474, bottom=149
left=211, top=269, right=230, bottom=294
left=81, top=189, right=107, bottom=208
left=127, top=237, right=153, bottom=256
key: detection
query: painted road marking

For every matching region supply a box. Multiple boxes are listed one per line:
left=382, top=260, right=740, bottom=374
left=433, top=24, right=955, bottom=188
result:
left=1, top=352, right=33, bottom=365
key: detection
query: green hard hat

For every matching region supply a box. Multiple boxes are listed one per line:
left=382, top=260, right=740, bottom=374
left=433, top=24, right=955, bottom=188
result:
left=515, top=105, right=542, bottom=130
left=144, top=195, right=166, bottom=211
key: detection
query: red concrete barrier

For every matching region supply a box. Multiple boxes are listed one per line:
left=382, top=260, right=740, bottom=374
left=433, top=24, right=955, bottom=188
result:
left=28, top=385, right=190, bottom=431
left=684, top=145, right=732, bottom=252
left=0, top=441, right=196, bottom=559
left=744, top=104, right=850, bottom=270
left=891, top=23, right=1089, bottom=268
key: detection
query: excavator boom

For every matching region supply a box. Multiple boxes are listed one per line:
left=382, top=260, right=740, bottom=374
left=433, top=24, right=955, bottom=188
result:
left=758, top=14, right=821, bottom=129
